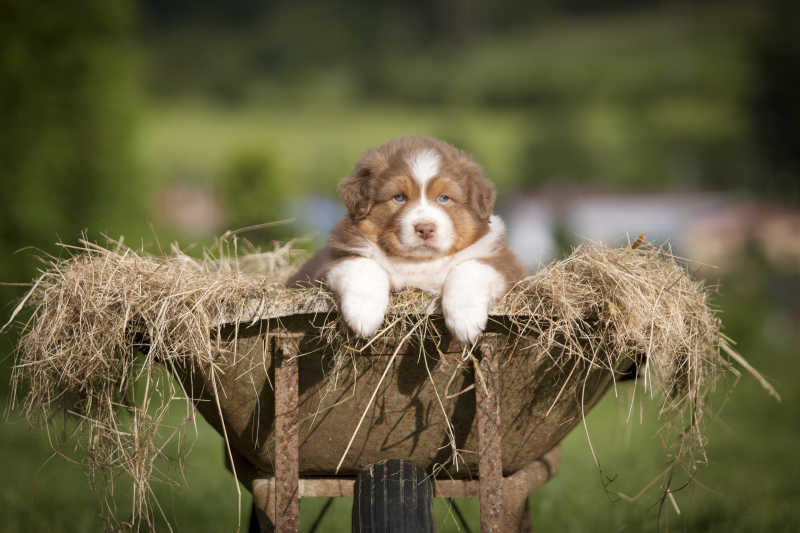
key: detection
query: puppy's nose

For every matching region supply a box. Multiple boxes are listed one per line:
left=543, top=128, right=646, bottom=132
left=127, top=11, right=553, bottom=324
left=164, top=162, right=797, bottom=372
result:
left=414, top=222, right=436, bottom=240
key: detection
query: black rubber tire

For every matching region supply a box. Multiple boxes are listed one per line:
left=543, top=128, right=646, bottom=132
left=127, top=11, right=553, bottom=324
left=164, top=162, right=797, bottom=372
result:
left=352, top=459, right=435, bottom=533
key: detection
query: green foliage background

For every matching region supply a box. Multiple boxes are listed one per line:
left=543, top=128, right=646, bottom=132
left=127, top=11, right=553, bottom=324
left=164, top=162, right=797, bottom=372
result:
left=0, top=0, right=146, bottom=391
left=1, top=0, right=799, bottom=531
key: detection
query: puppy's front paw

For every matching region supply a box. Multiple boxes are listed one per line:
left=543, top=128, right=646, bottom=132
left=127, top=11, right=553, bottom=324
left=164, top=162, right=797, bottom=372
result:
left=442, top=260, right=506, bottom=345
left=327, top=257, right=391, bottom=338
left=341, top=291, right=388, bottom=338
left=443, top=297, right=489, bottom=344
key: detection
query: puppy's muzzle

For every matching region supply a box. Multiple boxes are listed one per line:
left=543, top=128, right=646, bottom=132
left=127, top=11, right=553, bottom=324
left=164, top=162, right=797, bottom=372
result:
left=414, top=221, right=436, bottom=241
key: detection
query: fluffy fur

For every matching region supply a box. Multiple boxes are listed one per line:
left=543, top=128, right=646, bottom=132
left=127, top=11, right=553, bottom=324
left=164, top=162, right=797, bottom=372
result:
left=288, top=135, right=525, bottom=343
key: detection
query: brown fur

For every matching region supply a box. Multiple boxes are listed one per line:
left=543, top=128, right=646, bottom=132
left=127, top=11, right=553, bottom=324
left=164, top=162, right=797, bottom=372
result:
left=479, top=245, right=526, bottom=286
left=288, top=136, right=524, bottom=287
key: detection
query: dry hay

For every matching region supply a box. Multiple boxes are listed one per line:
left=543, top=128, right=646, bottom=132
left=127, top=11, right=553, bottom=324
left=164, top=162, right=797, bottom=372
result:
left=3, top=234, right=775, bottom=529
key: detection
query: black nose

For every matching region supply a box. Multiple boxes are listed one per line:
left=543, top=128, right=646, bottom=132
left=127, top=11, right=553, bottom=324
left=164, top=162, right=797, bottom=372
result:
left=414, top=222, right=436, bottom=240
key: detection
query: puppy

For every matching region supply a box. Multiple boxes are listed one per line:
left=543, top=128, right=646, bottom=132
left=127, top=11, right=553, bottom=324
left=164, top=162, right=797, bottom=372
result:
left=288, top=136, right=525, bottom=343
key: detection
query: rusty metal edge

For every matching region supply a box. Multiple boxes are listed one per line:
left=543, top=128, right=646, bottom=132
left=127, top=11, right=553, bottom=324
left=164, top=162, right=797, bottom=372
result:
left=212, top=295, right=518, bottom=327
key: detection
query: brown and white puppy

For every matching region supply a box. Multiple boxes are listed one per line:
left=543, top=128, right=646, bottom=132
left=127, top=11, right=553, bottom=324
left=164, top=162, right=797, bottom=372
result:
left=288, top=136, right=525, bottom=343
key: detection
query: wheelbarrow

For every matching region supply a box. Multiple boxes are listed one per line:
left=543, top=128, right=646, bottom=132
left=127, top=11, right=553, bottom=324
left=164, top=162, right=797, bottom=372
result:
left=172, top=296, right=627, bottom=532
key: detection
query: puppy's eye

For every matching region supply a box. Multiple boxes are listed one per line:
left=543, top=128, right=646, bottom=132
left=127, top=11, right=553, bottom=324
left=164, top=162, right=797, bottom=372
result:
left=393, top=193, right=407, bottom=203
left=437, top=194, right=450, bottom=204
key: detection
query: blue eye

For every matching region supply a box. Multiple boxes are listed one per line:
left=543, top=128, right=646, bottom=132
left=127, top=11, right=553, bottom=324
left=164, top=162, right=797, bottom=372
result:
left=393, top=193, right=407, bottom=203
left=437, top=194, right=450, bottom=204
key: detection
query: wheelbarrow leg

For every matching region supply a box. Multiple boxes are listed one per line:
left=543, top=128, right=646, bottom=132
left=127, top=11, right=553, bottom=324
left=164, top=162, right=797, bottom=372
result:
left=250, top=482, right=276, bottom=532
left=272, top=332, right=303, bottom=532
left=476, top=338, right=503, bottom=532
left=251, top=478, right=278, bottom=532
left=501, top=488, right=532, bottom=533
left=501, top=446, right=562, bottom=532
left=224, top=448, right=278, bottom=532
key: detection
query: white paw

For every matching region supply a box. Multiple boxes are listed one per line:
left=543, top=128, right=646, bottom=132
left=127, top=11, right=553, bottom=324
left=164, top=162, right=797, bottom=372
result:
left=442, top=260, right=506, bottom=344
left=341, top=291, right=389, bottom=338
left=443, top=299, right=489, bottom=344
left=326, top=257, right=390, bottom=339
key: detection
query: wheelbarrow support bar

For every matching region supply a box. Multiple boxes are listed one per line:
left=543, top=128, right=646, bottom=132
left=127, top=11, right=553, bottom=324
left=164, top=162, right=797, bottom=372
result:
left=274, top=333, right=303, bottom=532
left=477, top=338, right=503, bottom=532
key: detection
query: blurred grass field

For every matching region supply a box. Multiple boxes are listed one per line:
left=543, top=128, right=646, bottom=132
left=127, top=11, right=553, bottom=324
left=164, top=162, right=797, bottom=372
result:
left=2, top=1, right=799, bottom=531
left=137, top=103, right=529, bottom=196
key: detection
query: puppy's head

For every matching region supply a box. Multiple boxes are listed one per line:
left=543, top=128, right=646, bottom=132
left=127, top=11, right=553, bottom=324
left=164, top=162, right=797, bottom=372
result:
left=338, top=136, right=495, bottom=259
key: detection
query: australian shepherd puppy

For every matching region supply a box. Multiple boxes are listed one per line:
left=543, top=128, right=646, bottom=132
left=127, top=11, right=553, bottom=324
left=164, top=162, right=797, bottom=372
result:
left=288, top=136, right=525, bottom=344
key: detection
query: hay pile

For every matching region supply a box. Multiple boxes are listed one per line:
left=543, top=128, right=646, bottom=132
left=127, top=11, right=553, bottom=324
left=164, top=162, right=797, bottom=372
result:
left=3, top=235, right=770, bottom=529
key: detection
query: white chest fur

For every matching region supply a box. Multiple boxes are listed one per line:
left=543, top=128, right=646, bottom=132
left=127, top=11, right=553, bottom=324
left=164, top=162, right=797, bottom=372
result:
left=384, top=256, right=453, bottom=293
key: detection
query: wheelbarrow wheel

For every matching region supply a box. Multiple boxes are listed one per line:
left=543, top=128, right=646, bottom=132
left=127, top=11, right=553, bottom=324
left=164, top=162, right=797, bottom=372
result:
left=352, top=459, right=435, bottom=533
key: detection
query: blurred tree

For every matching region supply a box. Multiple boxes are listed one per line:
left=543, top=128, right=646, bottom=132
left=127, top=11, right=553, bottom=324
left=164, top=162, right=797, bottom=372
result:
left=517, top=111, right=595, bottom=185
left=139, top=0, right=264, bottom=27
left=0, top=0, right=143, bottom=389
left=750, top=0, right=800, bottom=202
left=137, top=0, right=681, bottom=104
left=216, top=148, right=290, bottom=242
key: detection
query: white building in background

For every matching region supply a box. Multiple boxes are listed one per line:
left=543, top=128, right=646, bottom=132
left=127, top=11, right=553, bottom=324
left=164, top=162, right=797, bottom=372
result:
left=500, top=187, right=800, bottom=272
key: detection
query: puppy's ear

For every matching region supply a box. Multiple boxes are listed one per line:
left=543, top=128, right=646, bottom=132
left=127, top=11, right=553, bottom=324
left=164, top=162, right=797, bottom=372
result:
left=470, top=175, right=496, bottom=221
left=456, top=155, right=495, bottom=221
left=338, top=149, right=385, bottom=221
left=338, top=169, right=372, bottom=221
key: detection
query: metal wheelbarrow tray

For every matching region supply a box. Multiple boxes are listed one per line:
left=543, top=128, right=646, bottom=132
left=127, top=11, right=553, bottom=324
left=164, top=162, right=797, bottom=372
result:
left=171, top=296, right=628, bottom=532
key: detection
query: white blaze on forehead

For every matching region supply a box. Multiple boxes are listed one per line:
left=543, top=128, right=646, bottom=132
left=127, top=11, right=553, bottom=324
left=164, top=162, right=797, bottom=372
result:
left=407, top=149, right=441, bottom=191
left=399, top=149, right=450, bottom=255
